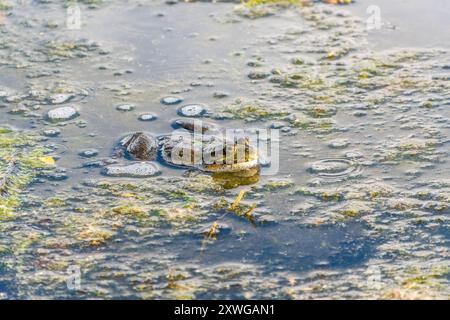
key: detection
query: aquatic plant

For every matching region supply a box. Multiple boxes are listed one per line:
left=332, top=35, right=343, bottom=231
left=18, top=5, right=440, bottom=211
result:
left=242, top=0, right=352, bottom=8
left=0, top=128, right=55, bottom=219
left=259, top=179, right=294, bottom=191
left=218, top=103, right=288, bottom=121
left=243, top=0, right=302, bottom=8
left=0, top=1, right=12, bottom=11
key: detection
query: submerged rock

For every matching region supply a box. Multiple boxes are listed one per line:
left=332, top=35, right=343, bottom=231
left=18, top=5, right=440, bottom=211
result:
left=4, top=95, right=22, bottom=103
left=113, top=132, right=158, bottom=161
left=248, top=71, right=270, bottom=80
left=328, top=139, right=349, bottom=149
left=116, top=104, right=135, bottom=112
left=46, top=106, right=79, bottom=122
left=9, top=105, right=28, bottom=115
left=48, top=93, right=74, bottom=105
left=103, top=162, right=160, bottom=178
left=178, top=104, right=206, bottom=117
left=41, top=168, right=69, bottom=181
left=138, top=114, right=157, bottom=121
left=270, top=121, right=286, bottom=129
left=171, top=118, right=218, bottom=133
left=165, top=0, right=179, bottom=5
left=81, top=158, right=118, bottom=168
left=79, top=149, right=99, bottom=158
left=160, top=96, right=183, bottom=105
left=42, top=128, right=61, bottom=137
left=213, top=91, right=230, bottom=99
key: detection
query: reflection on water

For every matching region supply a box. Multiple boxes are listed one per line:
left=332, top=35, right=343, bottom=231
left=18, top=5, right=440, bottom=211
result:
left=212, top=168, right=261, bottom=189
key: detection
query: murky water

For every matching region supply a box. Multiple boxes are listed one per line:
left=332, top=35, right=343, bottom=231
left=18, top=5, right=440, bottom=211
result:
left=0, top=0, right=449, bottom=299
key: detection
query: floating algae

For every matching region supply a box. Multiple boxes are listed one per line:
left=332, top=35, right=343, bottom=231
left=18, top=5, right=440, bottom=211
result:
left=0, top=128, right=56, bottom=218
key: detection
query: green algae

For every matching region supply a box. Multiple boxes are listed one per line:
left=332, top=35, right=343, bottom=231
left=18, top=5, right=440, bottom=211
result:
left=279, top=74, right=325, bottom=90
left=243, top=0, right=301, bottom=7
left=305, top=106, right=337, bottom=118
left=77, top=225, right=114, bottom=247
left=44, top=198, right=66, bottom=208
left=0, top=129, right=56, bottom=219
left=339, top=201, right=372, bottom=218
left=219, top=103, right=288, bottom=121
left=403, top=266, right=450, bottom=288
left=290, top=117, right=335, bottom=133
left=40, top=40, right=100, bottom=61
left=236, top=0, right=303, bottom=19
left=381, top=266, right=450, bottom=299
left=111, top=203, right=148, bottom=218
left=0, top=1, right=12, bottom=11
left=259, top=179, right=294, bottom=191
left=296, top=187, right=345, bottom=202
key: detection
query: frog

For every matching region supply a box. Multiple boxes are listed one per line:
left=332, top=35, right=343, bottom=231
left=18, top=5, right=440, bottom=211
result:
left=159, top=131, right=259, bottom=173
left=112, top=132, right=158, bottom=161
left=110, top=122, right=261, bottom=188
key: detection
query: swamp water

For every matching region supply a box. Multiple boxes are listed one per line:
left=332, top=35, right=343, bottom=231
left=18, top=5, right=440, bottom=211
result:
left=0, top=0, right=449, bottom=299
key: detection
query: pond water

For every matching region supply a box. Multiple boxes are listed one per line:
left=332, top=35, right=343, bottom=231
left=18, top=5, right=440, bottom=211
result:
left=0, top=0, right=449, bottom=299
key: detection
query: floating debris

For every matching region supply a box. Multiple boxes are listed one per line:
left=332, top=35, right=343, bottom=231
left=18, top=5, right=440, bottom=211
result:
left=231, top=190, right=246, bottom=210
left=116, top=104, right=135, bottom=112
left=42, top=128, right=61, bottom=137
left=217, top=103, right=288, bottom=121
left=328, top=139, right=349, bottom=149
left=138, top=114, right=157, bottom=121
left=204, top=222, right=219, bottom=241
left=48, top=93, right=74, bottom=105
left=103, top=162, right=161, bottom=178
left=248, top=71, right=270, bottom=80
left=42, top=167, right=68, bottom=181
left=79, top=149, right=99, bottom=158
left=46, top=106, right=79, bottom=122
left=161, top=96, right=183, bottom=105
left=0, top=154, right=18, bottom=197
left=178, top=104, right=206, bottom=117
left=213, top=91, right=230, bottom=99
left=81, top=158, right=118, bottom=168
